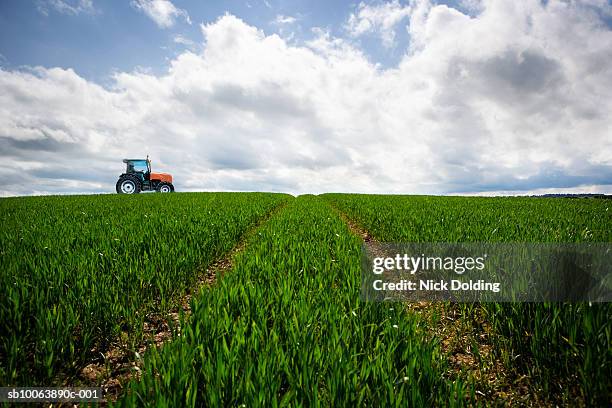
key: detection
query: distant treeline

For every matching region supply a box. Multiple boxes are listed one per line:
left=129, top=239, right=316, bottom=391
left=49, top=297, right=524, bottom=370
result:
left=535, top=193, right=611, bottom=199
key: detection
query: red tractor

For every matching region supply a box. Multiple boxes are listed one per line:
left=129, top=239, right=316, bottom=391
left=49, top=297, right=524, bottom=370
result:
left=116, top=157, right=174, bottom=194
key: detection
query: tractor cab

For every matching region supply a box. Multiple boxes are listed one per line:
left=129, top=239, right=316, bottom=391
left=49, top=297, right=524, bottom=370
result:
left=116, top=156, right=174, bottom=194
left=123, top=159, right=150, bottom=182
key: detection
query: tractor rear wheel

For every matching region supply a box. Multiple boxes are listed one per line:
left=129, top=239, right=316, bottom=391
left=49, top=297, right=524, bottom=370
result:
left=116, top=176, right=141, bottom=194
left=156, top=183, right=173, bottom=193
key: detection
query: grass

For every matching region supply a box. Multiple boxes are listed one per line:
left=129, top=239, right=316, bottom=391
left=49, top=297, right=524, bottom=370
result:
left=321, top=193, right=612, bottom=405
left=115, top=195, right=463, bottom=407
left=1, top=192, right=609, bottom=406
left=0, top=192, right=289, bottom=386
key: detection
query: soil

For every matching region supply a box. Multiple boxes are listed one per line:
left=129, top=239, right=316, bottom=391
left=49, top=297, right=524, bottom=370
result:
left=328, top=202, right=568, bottom=407
left=75, top=202, right=288, bottom=403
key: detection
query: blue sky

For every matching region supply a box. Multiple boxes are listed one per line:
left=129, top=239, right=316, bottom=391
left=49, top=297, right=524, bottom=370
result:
left=0, top=1, right=357, bottom=81
left=0, top=1, right=611, bottom=196
left=0, top=0, right=469, bottom=81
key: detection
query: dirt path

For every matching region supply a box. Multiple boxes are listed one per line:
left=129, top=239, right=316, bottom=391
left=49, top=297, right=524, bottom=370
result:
left=324, top=201, right=548, bottom=407
left=78, top=201, right=289, bottom=403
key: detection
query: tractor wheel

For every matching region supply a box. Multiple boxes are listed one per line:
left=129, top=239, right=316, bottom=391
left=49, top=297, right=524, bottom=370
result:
left=116, top=176, right=141, bottom=194
left=156, top=183, right=173, bottom=193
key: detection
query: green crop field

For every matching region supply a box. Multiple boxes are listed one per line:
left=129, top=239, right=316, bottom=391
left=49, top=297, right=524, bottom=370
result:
left=322, top=194, right=612, bottom=405
left=0, top=193, right=610, bottom=406
left=0, top=192, right=289, bottom=385
left=116, top=195, right=460, bottom=407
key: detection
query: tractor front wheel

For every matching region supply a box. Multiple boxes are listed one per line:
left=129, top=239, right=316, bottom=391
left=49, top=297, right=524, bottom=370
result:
left=116, top=177, right=141, bottom=194
left=156, top=183, right=174, bottom=193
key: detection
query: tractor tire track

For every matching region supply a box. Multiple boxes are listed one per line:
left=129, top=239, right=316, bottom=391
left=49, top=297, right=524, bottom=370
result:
left=323, top=200, right=547, bottom=407
left=79, top=200, right=291, bottom=403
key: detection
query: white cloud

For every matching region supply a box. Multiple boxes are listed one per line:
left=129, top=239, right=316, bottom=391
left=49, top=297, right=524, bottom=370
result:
left=1, top=2, right=612, bottom=196
left=274, top=15, right=297, bottom=25
left=346, top=0, right=412, bottom=48
left=131, top=0, right=191, bottom=29
left=458, top=0, right=484, bottom=14
left=174, top=34, right=196, bottom=48
left=272, top=15, right=299, bottom=41
left=37, top=0, right=96, bottom=16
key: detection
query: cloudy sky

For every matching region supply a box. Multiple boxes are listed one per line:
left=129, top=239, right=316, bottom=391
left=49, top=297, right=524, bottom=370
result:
left=0, top=0, right=611, bottom=196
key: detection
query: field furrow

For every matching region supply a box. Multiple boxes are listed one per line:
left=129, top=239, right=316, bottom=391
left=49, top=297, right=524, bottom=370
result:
left=97, top=198, right=291, bottom=399
left=0, top=192, right=290, bottom=386
left=115, top=195, right=461, bottom=407
left=2, top=193, right=609, bottom=406
left=321, top=193, right=612, bottom=405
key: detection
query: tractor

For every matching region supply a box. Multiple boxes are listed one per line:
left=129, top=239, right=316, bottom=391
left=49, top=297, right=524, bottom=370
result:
left=116, top=157, right=175, bottom=194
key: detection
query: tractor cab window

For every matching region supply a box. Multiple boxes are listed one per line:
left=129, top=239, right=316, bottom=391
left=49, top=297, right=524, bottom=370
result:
left=132, top=161, right=149, bottom=173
